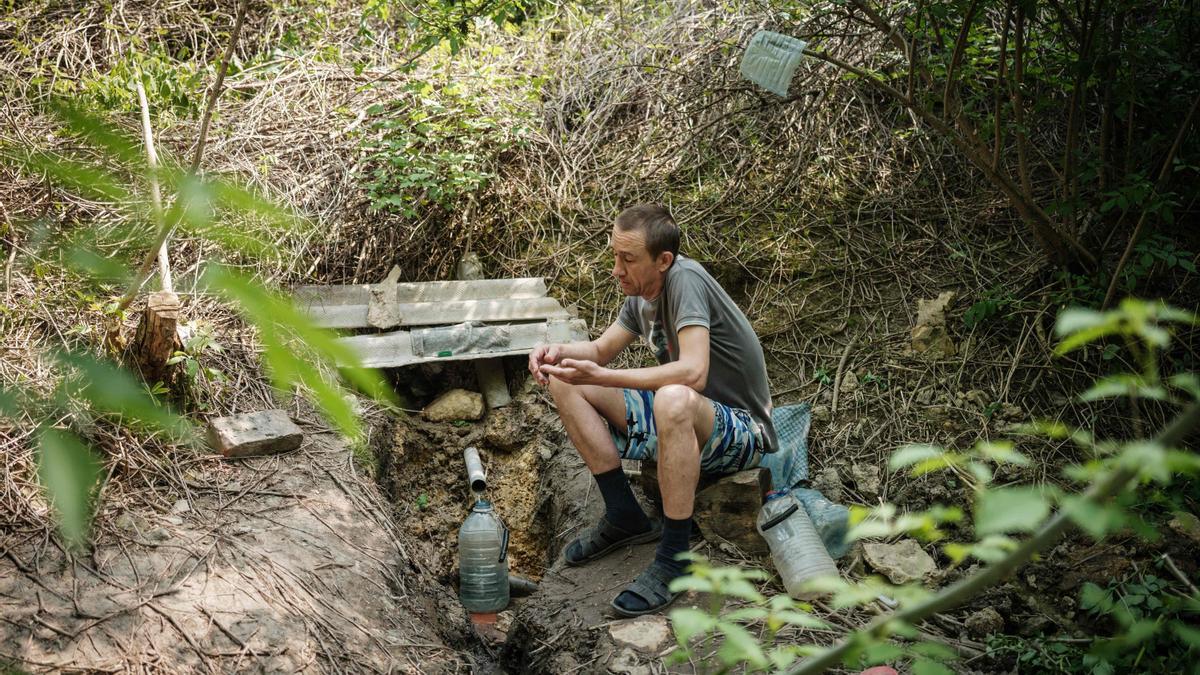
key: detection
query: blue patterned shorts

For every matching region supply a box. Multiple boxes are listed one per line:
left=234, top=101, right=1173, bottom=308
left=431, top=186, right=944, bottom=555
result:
left=608, top=388, right=764, bottom=475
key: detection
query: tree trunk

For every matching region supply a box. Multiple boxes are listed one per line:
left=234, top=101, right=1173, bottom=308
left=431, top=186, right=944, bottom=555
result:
left=129, top=291, right=181, bottom=386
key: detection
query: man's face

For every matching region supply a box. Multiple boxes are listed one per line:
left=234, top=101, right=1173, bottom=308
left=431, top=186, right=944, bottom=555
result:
left=611, top=226, right=672, bottom=299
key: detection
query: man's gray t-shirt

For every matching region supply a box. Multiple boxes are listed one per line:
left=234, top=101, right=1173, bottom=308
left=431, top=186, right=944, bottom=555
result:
left=616, top=256, right=778, bottom=453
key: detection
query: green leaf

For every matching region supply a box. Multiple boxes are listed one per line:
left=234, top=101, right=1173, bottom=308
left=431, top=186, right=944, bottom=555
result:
left=0, top=385, right=21, bottom=418
left=54, top=351, right=193, bottom=443
left=1055, top=307, right=1109, bottom=336
left=1080, top=374, right=1168, bottom=402
left=668, top=576, right=713, bottom=594
left=976, top=440, right=1030, bottom=466
left=773, top=610, right=828, bottom=629
left=1167, top=373, right=1200, bottom=399
left=37, top=428, right=103, bottom=549
left=1172, top=622, right=1200, bottom=648
left=203, top=265, right=396, bottom=438
left=912, top=658, right=955, bottom=675
left=669, top=607, right=716, bottom=644
left=889, top=444, right=944, bottom=471
left=975, top=486, right=1050, bottom=535
left=909, top=642, right=959, bottom=661
left=1061, top=495, right=1127, bottom=539
left=715, top=621, right=768, bottom=668
left=47, top=98, right=144, bottom=163
left=1080, top=582, right=1109, bottom=612
left=861, top=642, right=904, bottom=664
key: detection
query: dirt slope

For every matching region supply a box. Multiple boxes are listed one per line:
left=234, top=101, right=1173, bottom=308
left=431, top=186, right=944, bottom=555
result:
left=0, top=432, right=463, bottom=673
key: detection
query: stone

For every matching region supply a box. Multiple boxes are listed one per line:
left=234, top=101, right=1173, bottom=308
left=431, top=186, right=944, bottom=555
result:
left=964, top=390, right=989, bottom=409
left=208, top=409, right=304, bottom=458
left=170, top=499, right=190, bottom=514
left=484, top=404, right=531, bottom=451
left=911, top=291, right=957, bottom=357
left=839, top=374, right=859, bottom=393
left=549, top=654, right=579, bottom=673
left=850, top=464, right=882, bottom=502
left=999, top=403, right=1023, bottom=421
left=862, top=540, right=937, bottom=585
left=1168, top=511, right=1200, bottom=546
left=812, top=465, right=844, bottom=503
left=965, top=607, right=1005, bottom=638
left=608, top=647, right=650, bottom=675
left=692, top=469, right=772, bottom=556
left=609, top=615, right=671, bottom=653
left=115, top=511, right=146, bottom=534
left=422, top=389, right=485, bottom=422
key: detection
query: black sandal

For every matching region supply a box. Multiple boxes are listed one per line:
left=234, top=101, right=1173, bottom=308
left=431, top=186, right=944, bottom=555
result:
left=610, top=563, right=682, bottom=617
left=563, top=518, right=661, bottom=566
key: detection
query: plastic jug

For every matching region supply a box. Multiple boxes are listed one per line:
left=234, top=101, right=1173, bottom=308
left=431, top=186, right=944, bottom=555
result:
left=458, top=499, right=510, bottom=613
left=757, top=490, right=839, bottom=599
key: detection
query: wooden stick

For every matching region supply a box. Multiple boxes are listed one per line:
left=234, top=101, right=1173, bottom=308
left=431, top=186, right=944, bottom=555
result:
left=830, top=334, right=858, bottom=417
left=135, top=74, right=171, bottom=293
left=115, top=0, right=248, bottom=313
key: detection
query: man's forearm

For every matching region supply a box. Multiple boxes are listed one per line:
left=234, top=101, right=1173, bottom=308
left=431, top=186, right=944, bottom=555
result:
left=600, top=361, right=705, bottom=392
left=553, top=341, right=603, bottom=364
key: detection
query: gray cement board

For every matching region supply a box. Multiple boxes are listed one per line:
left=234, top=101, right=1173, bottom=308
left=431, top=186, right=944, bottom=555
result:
left=338, top=319, right=588, bottom=368
left=294, top=278, right=550, bottom=329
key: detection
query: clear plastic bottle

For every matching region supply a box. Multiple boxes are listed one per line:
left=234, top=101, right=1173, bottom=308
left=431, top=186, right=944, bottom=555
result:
left=458, top=499, right=510, bottom=613
left=757, top=490, right=839, bottom=599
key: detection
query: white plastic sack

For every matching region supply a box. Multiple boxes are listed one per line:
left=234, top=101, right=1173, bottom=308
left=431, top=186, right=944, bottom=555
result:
left=740, top=30, right=808, bottom=97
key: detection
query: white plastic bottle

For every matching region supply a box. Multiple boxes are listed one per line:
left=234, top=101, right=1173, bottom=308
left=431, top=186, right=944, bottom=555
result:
left=756, top=491, right=840, bottom=599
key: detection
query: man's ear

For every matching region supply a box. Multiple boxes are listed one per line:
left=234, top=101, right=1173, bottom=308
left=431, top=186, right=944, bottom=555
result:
left=656, top=251, right=674, bottom=272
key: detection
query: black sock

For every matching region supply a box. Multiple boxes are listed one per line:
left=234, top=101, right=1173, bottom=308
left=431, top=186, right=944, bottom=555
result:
left=654, top=516, right=692, bottom=576
left=594, top=467, right=650, bottom=531
left=614, top=516, right=691, bottom=612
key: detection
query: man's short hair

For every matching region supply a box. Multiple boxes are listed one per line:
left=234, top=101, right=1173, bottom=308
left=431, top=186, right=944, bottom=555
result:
left=614, top=203, right=680, bottom=258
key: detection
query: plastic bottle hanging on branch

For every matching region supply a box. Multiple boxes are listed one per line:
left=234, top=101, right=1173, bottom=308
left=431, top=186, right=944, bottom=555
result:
left=740, top=30, right=809, bottom=97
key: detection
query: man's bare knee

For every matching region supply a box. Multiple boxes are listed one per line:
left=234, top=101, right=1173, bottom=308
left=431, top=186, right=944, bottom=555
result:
left=653, top=384, right=697, bottom=426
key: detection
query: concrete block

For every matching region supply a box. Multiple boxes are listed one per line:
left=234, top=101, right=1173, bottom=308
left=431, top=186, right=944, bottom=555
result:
left=208, top=409, right=304, bottom=458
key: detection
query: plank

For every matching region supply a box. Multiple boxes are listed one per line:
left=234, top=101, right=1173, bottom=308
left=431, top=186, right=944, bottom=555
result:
left=396, top=297, right=570, bottom=327
left=294, top=278, right=551, bottom=329
left=337, top=319, right=588, bottom=369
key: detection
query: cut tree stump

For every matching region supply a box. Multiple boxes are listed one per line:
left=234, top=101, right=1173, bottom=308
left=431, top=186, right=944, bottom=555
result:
left=130, top=290, right=180, bottom=385
left=692, top=469, right=772, bottom=556
left=639, top=463, right=771, bottom=556
left=208, top=409, right=304, bottom=458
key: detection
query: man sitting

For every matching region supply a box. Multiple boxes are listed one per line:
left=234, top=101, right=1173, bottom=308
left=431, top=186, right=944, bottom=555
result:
left=529, top=203, right=777, bottom=616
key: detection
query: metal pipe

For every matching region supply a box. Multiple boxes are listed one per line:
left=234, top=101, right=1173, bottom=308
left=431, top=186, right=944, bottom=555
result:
left=463, top=446, right=486, bottom=493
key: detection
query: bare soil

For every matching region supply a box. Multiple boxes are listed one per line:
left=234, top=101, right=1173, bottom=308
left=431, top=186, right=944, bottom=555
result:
left=0, top=432, right=464, bottom=673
